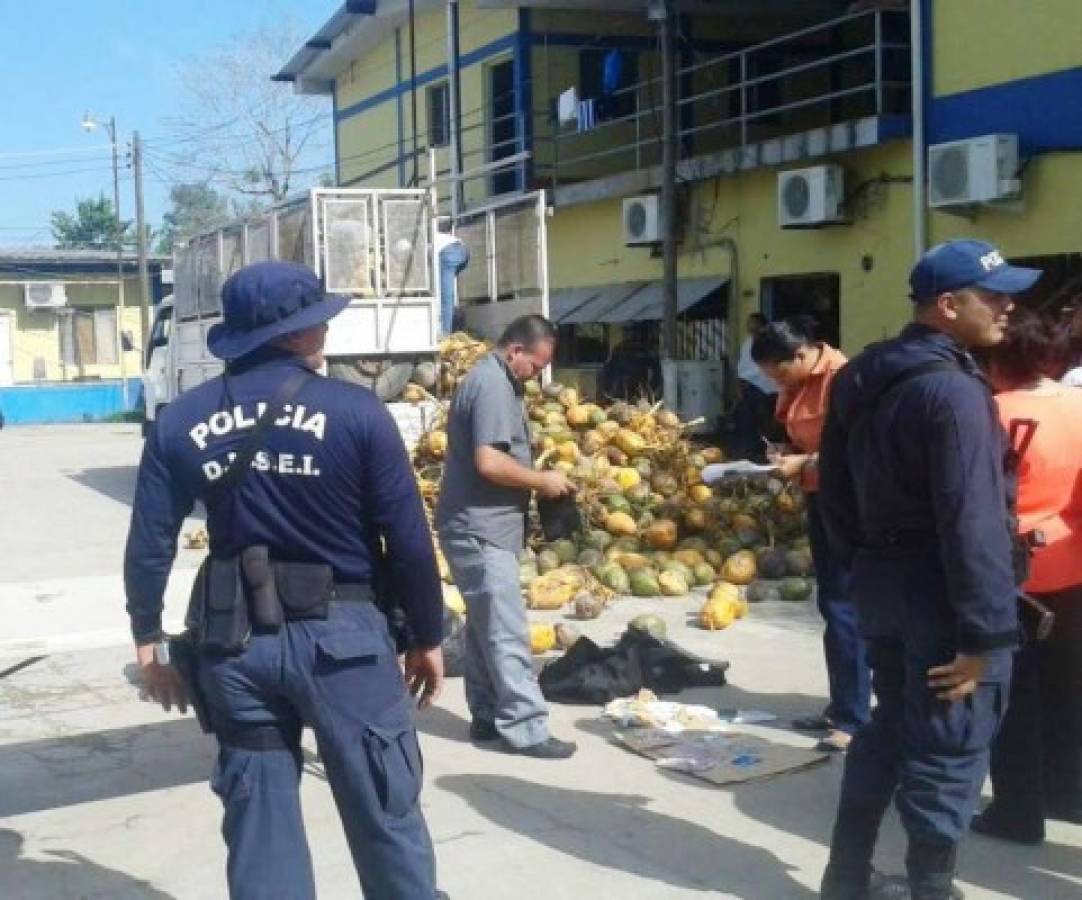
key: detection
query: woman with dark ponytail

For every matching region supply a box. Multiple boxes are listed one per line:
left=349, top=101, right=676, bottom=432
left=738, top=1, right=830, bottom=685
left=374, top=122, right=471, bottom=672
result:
left=752, top=316, right=869, bottom=752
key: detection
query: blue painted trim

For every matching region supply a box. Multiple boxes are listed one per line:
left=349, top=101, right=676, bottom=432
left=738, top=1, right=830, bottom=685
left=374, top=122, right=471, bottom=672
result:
left=929, top=66, right=1082, bottom=153
left=515, top=9, right=533, bottom=191
left=332, top=84, right=341, bottom=185
left=878, top=113, right=913, bottom=142
left=530, top=31, right=737, bottom=54
left=336, top=32, right=518, bottom=123
left=0, top=379, right=143, bottom=425
left=395, top=27, right=406, bottom=187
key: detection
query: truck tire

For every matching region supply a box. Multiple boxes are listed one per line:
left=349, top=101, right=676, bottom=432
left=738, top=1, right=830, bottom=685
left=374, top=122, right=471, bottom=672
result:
left=328, top=359, right=415, bottom=402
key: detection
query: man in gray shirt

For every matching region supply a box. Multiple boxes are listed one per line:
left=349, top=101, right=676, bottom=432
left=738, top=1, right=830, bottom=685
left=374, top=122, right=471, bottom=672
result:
left=436, top=315, right=577, bottom=758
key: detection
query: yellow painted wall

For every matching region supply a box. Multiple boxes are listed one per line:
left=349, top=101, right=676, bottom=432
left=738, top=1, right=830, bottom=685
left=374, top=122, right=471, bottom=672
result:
left=337, top=99, right=400, bottom=187
left=928, top=152, right=1082, bottom=257
left=0, top=277, right=143, bottom=383
left=934, top=0, right=1082, bottom=96
left=547, top=142, right=920, bottom=356
left=334, top=1, right=518, bottom=195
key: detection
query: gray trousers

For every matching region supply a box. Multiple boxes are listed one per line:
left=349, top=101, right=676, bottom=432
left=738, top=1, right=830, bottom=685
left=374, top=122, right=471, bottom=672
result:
left=438, top=533, right=550, bottom=748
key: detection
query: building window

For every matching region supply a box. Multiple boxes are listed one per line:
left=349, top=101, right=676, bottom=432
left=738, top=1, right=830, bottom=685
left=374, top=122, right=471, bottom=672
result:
left=427, top=81, right=450, bottom=148
left=59, top=307, right=118, bottom=366
left=556, top=323, right=610, bottom=366
left=579, top=49, right=638, bottom=121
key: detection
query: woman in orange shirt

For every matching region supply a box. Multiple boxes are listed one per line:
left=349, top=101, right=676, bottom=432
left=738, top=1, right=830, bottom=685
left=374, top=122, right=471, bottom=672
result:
left=752, top=317, right=870, bottom=752
left=972, top=309, right=1082, bottom=844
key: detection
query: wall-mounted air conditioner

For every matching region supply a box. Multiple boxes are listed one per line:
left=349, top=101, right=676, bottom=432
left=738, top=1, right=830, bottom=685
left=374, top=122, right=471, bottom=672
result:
left=623, top=195, right=662, bottom=245
left=778, top=165, right=846, bottom=228
left=24, top=282, right=68, bottom=309
left=928, top=134, right=1021, bottom=208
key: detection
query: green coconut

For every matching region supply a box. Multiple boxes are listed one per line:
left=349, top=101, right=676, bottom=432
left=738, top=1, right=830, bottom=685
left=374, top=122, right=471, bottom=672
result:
left=628, top=613, right=668, bottom=639
left=629, top=569, right=661, bottom=597
left=780, top=577, right=814, bottom=602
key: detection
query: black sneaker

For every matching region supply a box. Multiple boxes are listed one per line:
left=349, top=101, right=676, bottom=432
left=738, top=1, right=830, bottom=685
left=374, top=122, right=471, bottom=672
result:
left=468, top=719, right=499, bottom=742
left=509, top=737, right=577, bottom=759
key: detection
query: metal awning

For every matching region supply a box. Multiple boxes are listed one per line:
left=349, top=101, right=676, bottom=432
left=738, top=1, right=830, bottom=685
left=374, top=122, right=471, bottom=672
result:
left=550, top=277, right=725, bottom=325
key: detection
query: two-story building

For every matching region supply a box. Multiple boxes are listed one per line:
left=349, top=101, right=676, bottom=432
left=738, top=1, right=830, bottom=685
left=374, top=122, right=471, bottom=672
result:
left=275, top=0, right=1082, bottom=406
left=0, top=250, right=168, bottom=424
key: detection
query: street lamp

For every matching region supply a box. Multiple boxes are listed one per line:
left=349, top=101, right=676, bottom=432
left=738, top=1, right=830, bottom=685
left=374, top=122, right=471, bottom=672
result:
left=81, top=112, right=128, bottom=409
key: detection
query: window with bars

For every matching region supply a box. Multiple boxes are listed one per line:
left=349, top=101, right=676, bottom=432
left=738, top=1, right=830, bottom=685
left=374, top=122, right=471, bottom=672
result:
left=59, top=307, right=118, bottom=367
left=427, top=81, right=450, bottom=148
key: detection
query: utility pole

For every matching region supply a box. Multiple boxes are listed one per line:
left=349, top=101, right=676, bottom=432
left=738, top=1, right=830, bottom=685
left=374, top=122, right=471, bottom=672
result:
left=82, top=111, right=128, bottom=408
left=446, top=0, right=464, bottom=218
left=132, top=131, right=151, bottom=346
left=651, top=0, right=679, bottom=360
left=109, top=117, right=128, bottom=409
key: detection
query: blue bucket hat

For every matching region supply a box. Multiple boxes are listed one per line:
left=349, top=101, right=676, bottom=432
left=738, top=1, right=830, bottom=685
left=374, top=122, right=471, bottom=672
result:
left=909, top=239, right=1042, bottom=302
left=207, top=261, right=349, bottom=361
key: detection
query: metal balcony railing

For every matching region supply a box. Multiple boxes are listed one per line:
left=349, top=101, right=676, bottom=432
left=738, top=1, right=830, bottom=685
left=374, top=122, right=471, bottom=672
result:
left=538, top=7, right=911, bottom=189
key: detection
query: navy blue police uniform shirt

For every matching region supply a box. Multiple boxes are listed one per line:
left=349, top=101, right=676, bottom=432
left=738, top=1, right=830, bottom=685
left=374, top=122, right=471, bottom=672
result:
left=123, top=349, right=443, bottom=648
left=818, top=323, right=1017, bottom=654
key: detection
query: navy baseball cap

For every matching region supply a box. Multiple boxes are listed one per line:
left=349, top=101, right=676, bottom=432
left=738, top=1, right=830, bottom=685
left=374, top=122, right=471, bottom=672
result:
left=909, top=240, right=1042, bottom=302
left=207, top=261, right=349, bottom=361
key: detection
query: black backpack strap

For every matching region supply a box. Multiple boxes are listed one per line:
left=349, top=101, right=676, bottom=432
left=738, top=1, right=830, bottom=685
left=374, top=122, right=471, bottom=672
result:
left=207, top=369, right=310, bottom=500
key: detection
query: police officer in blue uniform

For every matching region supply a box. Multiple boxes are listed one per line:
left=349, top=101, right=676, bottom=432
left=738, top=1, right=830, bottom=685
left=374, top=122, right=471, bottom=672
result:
left=816, top=241, right=1041, bottom=899
left=124, top=261, right=446, bottom=899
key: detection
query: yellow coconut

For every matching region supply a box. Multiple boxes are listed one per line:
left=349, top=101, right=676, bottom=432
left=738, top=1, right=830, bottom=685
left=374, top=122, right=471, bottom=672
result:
left=556, top=442, right=581, bottom=464
left=614, top=428, right=647, bottom=457
left=402, top=383, right=427, bottom=404
left=721, top=550, right=757, bottom=585
left=423, top=430, right=448, bottom=459
left=615, top=467, right=642, bottom=492
left=683, top=507, right=709, bottom=532
left=688, top=484, right=714, bottom=504
left=557, top=387, right=580, bottom=409
left=565, top=405, right=591, bottom=429
left=698, top=596, right=737, bottom=631
left=643, top=519, right=679, bottom=551
left=529, top=623, right=557, bottom=654
left=709, top=581, right=741, bottom=604
left=605, top=511, right=638, bottom=537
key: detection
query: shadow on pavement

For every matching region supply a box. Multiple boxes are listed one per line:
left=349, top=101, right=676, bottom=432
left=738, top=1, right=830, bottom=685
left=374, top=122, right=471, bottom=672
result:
left=437, top=773, right=814, bottom=898
left=66, top=465, right=139, bottom=507
left=416, top=703, right=472, bottom=744
left=0, top=828, right=174, bottom=899
left=0, top=718, right=214, bottom=819
left=66, top=466, right=206, bottom=521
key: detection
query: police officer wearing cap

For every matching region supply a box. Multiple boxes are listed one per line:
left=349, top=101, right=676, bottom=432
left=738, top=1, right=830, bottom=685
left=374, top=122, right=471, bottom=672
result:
left=124, top=261, right=446, bottom=899
left=816, top=240, right=1041, bottom=899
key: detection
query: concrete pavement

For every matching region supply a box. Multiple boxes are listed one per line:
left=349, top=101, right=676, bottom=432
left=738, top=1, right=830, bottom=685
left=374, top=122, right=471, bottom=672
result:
left=1, top=425, right=1079, bottom=898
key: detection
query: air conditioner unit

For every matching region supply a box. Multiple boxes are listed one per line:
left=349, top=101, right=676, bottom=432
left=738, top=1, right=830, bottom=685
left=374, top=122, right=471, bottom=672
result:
left=623, top=195, right=662, bottom=245
left=778, top=165, right=846, bottom=228
left=928, top=134, right=1021, bottom=208
left=24, top=282, right=68, bottom=309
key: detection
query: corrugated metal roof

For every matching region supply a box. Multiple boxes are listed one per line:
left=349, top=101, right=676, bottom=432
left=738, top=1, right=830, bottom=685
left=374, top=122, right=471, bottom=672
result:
left=550, top=277, right=724, bottom=324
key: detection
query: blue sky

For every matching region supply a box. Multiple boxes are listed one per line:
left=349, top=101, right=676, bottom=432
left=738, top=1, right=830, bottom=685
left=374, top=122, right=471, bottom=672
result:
left=0, top=0, right=337, bottom=248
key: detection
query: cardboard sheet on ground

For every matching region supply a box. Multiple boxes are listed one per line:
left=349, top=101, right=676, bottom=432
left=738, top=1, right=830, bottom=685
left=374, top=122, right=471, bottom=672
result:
left=614, top=727, right=830, bottom=785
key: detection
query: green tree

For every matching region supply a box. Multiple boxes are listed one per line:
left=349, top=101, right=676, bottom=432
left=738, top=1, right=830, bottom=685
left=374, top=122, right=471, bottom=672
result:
left=157, top=182, right=231, bottom=253
left=51, top=194, right=132, bottom=249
